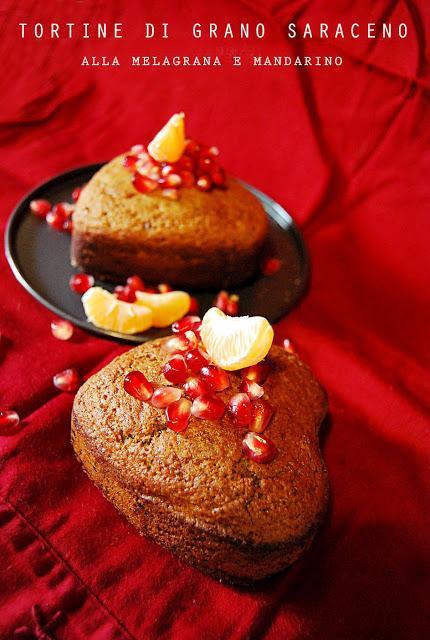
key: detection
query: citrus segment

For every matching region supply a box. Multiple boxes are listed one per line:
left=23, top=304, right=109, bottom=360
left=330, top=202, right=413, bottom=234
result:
left=200, top=307, right=274, bottom=371
left=147, top=112, right=186, bottom=163
left=82, top=287, right=153, bottom=334
left=135, top=290, right=190, bottom=327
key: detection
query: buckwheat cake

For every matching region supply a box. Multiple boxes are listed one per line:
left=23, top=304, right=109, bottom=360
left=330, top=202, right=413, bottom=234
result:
left=71, top=113, right=269, bottom=289
left=71, top=338, right=328, bottom=584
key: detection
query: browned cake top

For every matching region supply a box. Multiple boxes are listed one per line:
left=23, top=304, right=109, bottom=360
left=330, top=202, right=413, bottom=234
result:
left=73, top=156, right=268, bottom=252
left=73, top=341, right=328, bottom=546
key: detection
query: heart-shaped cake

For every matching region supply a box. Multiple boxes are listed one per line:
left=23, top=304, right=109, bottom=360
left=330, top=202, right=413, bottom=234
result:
left=71, top=322, right=328, bottom=584
left=71, top=113, right=268, bottom=289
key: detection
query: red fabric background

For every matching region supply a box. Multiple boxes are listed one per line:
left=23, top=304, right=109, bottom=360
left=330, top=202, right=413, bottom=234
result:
left=1, top=1, right=429, bottom=638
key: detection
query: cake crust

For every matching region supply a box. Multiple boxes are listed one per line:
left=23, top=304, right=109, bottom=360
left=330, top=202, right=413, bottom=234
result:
left=71, top=341, right=329, bottom=584
left=71, top=156, right=269, bottom=288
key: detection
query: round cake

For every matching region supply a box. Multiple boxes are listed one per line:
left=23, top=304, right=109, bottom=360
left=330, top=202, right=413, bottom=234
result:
left=71, top=155, right=269, bottom=289
left=71, top=338, right=328, bottom=584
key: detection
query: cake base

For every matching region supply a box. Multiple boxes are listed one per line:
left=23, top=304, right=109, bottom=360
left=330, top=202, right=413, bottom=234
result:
left=70, top=157, right=269, bottom=289
left=71, top=230, right=262, bottom=289
left=71, top=414, right=324, bottom=584
left=71, top=341, right=329, bottom=584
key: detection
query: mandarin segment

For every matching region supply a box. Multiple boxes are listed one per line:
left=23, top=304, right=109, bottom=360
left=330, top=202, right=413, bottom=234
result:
left=135, top=290, right=190, bottom=328
left=200, top=308, right=274, bottom=371
left=147, top=112, right=186, bottom=163
left=82, top=287, right=153, bottom=334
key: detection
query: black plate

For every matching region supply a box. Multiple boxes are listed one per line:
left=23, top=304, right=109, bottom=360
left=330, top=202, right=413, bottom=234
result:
left=5, top=164, right=309, bottom=343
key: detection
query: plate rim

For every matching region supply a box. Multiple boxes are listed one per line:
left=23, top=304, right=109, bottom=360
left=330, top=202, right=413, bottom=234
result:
left=4, top=163, right=309, bottom=343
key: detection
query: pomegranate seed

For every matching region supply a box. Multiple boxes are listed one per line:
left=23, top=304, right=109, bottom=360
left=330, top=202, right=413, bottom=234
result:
left=200, top=365, right=230, bottom=392
left=133, top=151, right=155, bottom=167
left=124, top=371, right=153, bottom=401
left=131, top=144, right=145, bottom=154
left=166, top=398, right=192, bottom=432
left=198, top=156, right=212, bottom=170
left=51, top=318, right=74, bottom=341
left=177, top=155, right=194, bottom=171
left=179, top=170, right=195, bottom=187
left=137, top=153, right=151, bottom=165
left=151, top=386, right=182, bottom=408
left=114, top=285, right=136, bottom=303
left=242, top=432, right=277, bottom=463
left=161, top=164, right=175, bottom=177
left=53, top=203, right=70, bottom=217
left=191, top=394, right=225, bottom=420
left=189, top=297, right=200, bottom=315
left=192, top=322, right=202, bottom=339
left=0, top=409, right=20, bottom=433
left=184, top=330, right=198, bottom=349
left=171, top=315, right=201, bottom=334
left=46, top=209, right=65, bottom=230
left=240, top=379, right=264, bottom=400
left=165, top=173, right=182, bottom=187
left=226, top=294, right=239, bottom=316
left=53, top=368, right=81, bottom=392
left=283, top=338, right=295, bottom=354
left=228, top=393, right=252, bottom=427
left=162, top=333, right=191, bottom=354
left=62, top=219, right=73, bottom=233
left=196, top=175, right=212, bottom=191
left=158, top=283, right=172, bottom=293
left=241, top=361, right=270, bottom=384
left=132, top=173, right=158, bottom=194
left=163, top=354, right=188, bottom=384
left=62, top=203, right=75, bottom=218
left=185, top=140, right=200, bottom=156
left=183, top=377, right=212, bottom=400
left=126, top=275, right=145, bottom=292
left=214, top=290, right=229, bottom=312
left=261, top=257, right=281, bottom=276
left=211, top=169, right=226, bottom=186
left=185, top=348, right=209, bottom=373
left=136, top=161, right=154, bottom=176
left=69, top=273, right=94, bottom=294
left=122, top=154, right=138, bottom=171
left=199, top=150, right=212, bottom=164
left=249, top=399, right=274, bottom=433
left=161, top=188, right=180, bottom=200
left=72, top=186, right=82, bottom=202
left=141, top=163, right=161, bottom=180
left=30, top=199, right=51, bottom=218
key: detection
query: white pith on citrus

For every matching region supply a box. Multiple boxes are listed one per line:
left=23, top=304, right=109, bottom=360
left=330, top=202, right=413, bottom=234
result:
left=82, top=287, right=153, bottom=334
left=135, top=290, right=190, bottom=327
left=147, top=112, right=186, bottom=163
left=200, top=307, right=274, bottom=371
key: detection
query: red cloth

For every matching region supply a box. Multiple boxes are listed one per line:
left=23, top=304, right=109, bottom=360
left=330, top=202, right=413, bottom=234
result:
left=1, top=0, right=429, bottom=638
